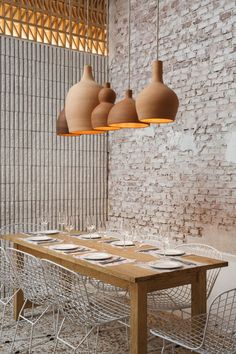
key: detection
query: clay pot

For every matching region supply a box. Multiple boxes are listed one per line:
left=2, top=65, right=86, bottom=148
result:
left=56, top=109, right=80, bottom=136
left=108, top=89, right=149, bottom=128
left=136, top=60, right=179, bottom=124
left=91, top=83, right=119, bottom=131
left=65, top=65, right=104, bottom=134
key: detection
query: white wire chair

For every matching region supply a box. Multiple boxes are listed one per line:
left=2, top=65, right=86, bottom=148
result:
left=150, top=288, right=236, bottom=354
left=148, top=243, right=222, bottom=312
left=0, top=247, right=19, bottom=339
left=42, top=259, right=130, bottom=354
left=7, top=248, right=57, bottom=353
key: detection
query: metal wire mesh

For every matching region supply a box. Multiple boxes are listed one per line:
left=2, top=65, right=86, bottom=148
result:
left=7, top=248, right=52, bottom=305
left=42, top=259, right=130, bottom=327
left=0, top=247, right=17, bottom=294
left=148, top=243, right=222, bottom=312
left=150, top=288, right=236, bottom=354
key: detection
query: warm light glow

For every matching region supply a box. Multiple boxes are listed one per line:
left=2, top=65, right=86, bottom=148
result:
left=0, top=0, right=107, bottom=55
left=109, top=122, right=149, bottom=128
left=94, top=126, right=120, bottom=131
left=140, top=117, right=174, bottom=123
left=70, top=130, right=105, bottom=135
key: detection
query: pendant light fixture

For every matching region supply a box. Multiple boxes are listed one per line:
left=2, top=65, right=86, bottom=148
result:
left=136, top=0, right=179, bottom=124
left=65, top=0, right=104, bottom=134
left=107, top=0, right=149, bottom=129
left=91, top=0, right=119, bottom=131
left=56, top=0, right=80, bottom=136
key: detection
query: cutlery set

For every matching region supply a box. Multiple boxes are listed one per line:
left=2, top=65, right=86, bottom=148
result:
left=99, top=257, right=123, bottom=265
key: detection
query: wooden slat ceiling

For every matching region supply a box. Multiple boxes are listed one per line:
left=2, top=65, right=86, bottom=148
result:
left=0, top=0, right=107, bottom=55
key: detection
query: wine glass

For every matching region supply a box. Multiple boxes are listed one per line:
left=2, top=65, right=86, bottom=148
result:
left=58, top=211, right=66, bottom=233
left=86, top=215, right=96, bottom=240
left=97, top=220, right=106, bottom=238
left=65, top=216, right=74, bottom=236
left=161, top=235, right=170, bottom=257
left=40, top=211, right=49, bottom=232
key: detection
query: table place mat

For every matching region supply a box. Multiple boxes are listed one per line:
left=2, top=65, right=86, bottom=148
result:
left=136, top=260, right=199, bottom=273
left=74, top=253, right=135, bottom=267
left=21, top=238, right=63, bottom=245
left=46, top=245, right=95, bottom=255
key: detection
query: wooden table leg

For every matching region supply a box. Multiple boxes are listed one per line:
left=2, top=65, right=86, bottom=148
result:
left=191, top=270, right=207, bottom=316
left=13, top=289, right=24, bottom=320
left=130, top=282, right=147, bottom=354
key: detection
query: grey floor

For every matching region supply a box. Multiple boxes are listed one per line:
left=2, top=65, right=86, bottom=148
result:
left=0, top=304, right=190, bottom=354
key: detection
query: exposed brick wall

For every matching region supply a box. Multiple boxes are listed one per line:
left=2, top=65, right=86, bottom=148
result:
left=108, top=0, right=236, bottom=253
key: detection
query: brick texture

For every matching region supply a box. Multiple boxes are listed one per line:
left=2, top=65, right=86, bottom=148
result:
left=108, top=0, right=236, bottom=253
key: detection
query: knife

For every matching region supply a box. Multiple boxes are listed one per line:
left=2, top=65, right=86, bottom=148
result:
left=170, top=257, right=197, bottom=266
left=138, top=247, right=160, bottom=253
left=100, top=257, right=123, bottom=265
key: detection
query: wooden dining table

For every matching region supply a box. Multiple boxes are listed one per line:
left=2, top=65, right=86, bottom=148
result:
left=4, top=233, right=228, bottom=354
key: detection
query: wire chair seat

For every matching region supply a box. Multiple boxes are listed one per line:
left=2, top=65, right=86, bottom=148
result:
left=42, top=259, right=130, bottom=353
left=148, top=286, right=191, bottom=311
left=61, top=294, right=130, bottom=326
left=150, top=288, right=236, bottom=354
left=7, top=248, right=58, bottom=353
left=148, top=243, right=222, bottom=312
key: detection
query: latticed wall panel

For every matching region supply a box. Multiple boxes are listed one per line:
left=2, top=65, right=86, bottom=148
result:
left=0, top=0, right=107, bottom=55
left=0, top=35, right=108, bottom=229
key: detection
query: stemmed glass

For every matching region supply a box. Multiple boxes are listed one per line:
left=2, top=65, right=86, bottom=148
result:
left=58, top=211, right=66, bottom=233
left=86, top=215, right=96, bottom=240
left=161, top=235, right=170, bottom=257
left=97, top=220, right=106, bottom=238
left=64, top=216, right=74, bottom=236
left=40, top=211, right=49, bottom=232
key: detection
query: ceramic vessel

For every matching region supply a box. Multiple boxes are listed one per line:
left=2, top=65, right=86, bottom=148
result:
left=136, top=60, right=179, bottom=124
left=65, top=65, right=104, bottom=134
left=91, top=83, right=119, bottom=131
left=108, top=89, right=149, bottom=128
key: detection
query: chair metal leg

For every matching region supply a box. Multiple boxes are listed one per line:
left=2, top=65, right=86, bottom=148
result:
left=0, top=303, right=7, bottom=338
left=94, top=326, right=100, bottom=354
left=53, top=317, right=65, bottom=354
left=28, top=323, right=35, bottom=354
left=161, top=339, right=166, bottom=354
left=10, top=299, right=28, bottom=353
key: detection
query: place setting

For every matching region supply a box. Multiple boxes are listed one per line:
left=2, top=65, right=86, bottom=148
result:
left=76, top=251, right=134, bottom=266
left=48, top=243, right=94, bottom=255
left=23, top=235, right=61, bottom=245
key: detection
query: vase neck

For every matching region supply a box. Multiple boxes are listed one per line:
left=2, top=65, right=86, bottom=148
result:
left=125, top=89, right=133, bottom=99
left=152, top=60, right=163, bottom=83
left=82, top=65, right=94, bottom=81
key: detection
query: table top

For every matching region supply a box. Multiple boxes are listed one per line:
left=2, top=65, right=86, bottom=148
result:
left=3, top=233, right=228, bottom=285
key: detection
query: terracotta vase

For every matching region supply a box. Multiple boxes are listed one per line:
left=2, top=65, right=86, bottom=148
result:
left=91, top=82, right=119, bottom=131
left=136, top=60, right=179, bottom=124
left=108, top=89, right=149, bottom=128
left=65, top=65, right=104, bottom=134
left=56, top=109, right=80, bottom=136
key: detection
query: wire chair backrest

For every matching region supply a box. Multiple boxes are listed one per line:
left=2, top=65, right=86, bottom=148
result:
left=7, top=248, right=49, bottom=305
left=42, top=259, right=94, bottom=325
left=176, top=243, right=222, bottom=297
left=203, top=288, right=236, bottom=353
left=0, top=247, right=18, bottom=296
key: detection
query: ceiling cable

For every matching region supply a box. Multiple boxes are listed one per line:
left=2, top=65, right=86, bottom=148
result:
left=106, top=0, right=109, bottom=81
left=128, top=0, right=131, bottom=89
left=156, top=0, right=160, bottom=60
